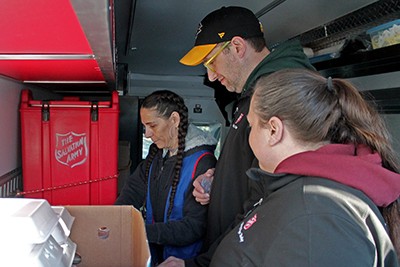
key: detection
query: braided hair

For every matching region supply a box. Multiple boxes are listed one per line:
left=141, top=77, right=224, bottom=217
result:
left=141, top=90, right=189, bottom=220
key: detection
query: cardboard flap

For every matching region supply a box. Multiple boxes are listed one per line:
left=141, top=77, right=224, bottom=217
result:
left=66, top=205, right=150, bottom=267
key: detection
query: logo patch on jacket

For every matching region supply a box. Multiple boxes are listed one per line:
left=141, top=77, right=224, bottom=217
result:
left=232, top=113, right=244, bottom=129
left=237, top=213, right=257, bottom=243
left=244, top=213, right=257, bottom=230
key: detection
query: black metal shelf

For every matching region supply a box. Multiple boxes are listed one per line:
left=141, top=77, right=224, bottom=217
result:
left=292, top=0, right=400, bottom=80
left=312, top=43, right=400, bottom=78
left=299, top=0, right=400, bottom=51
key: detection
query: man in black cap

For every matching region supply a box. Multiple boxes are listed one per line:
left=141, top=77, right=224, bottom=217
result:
left=160, top=6, right=315, bottom=267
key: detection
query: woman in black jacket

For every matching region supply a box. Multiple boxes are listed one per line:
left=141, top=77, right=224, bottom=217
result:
left=211, top=69, right=400, bottom=266
left=116, top=90, right=217, bottom=265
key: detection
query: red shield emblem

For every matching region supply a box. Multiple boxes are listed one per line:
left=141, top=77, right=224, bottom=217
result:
left=55, top=132, right=88, bottom=168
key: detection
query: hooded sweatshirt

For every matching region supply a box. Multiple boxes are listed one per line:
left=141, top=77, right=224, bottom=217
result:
left=187, top=39, right=316, bottom=267
left=210, top=143, right=400, bottom=267
left=275, top=143, right=400, bottom=207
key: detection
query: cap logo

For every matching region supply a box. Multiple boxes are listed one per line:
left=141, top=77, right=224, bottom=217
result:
left=218, top=32, right=225, bottom=39
left=195, top=23, right=203, bottom=40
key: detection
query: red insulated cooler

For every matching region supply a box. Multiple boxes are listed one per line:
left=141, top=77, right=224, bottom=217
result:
left=20, top=89, right=119, bottom=205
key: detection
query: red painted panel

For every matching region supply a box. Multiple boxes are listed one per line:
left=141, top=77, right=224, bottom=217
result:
left=0, top=0, right=92, bottom=54
left=0, top=60, right=104, bottom=81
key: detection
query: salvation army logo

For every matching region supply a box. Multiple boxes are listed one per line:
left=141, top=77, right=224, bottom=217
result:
left=55, top=132, right=88, bottom=168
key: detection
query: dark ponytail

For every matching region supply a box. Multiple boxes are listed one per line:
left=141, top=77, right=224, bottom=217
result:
left=331, top=79, right=400, bottom=259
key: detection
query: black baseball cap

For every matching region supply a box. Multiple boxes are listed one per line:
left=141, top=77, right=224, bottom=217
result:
left=180, top=6, right=264, bottom=66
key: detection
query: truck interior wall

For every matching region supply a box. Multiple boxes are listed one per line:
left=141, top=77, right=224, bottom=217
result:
left=0, top=79, right=60, bottom=177
left=0, top=77, right=24, bottom=176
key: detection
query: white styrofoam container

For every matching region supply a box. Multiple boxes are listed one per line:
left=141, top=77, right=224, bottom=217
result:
left=52, top=221, right=69, bottom=244
left=0, top=199, right=77, bottom=267
left=0, top=198, right=60, bottom=244
left=52, top=206, right=75, bottom=239
left=61, top=238, right=78, bottom=267
left=29, top=235, right=64, bottom=267
left=3, top=235, right=63, bottom=267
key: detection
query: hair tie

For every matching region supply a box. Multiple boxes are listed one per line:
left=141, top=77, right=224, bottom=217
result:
left=327, top=77, right=333, bottom=92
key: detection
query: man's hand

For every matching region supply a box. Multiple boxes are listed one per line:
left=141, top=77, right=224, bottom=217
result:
left=193, top=168, right=215, bottom=205
left=158, top=256, right=185, bottom=267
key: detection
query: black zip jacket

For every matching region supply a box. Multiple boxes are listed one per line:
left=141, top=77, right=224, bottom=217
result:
left=115, top=125, right=217, bottom=259
left=211, top=143, right=400, bottom=266
left=186, top=39, right=315, bottom=267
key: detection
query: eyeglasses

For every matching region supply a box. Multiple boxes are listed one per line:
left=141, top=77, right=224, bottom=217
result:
left=203, top=41, right=231, bottom=72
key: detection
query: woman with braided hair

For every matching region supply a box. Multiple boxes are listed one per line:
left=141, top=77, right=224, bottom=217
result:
left=115, top=90, right=217, bottom=265
left=211, top=69, right=400, bottom=266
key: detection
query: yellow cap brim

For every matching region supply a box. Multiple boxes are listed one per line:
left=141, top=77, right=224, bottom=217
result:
left=179, top=44, right=217, bottom=66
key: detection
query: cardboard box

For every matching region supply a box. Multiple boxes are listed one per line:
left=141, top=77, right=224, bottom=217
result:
left=65, top=205, right=150, bottom=267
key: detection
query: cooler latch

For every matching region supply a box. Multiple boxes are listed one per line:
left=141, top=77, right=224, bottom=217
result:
left=91, top=102, right=99, bottom=122
left=41, top=101, right=50, bottom=121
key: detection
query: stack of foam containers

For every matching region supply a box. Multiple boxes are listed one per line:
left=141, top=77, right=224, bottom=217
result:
left=0, top=198, right=77, bottom=267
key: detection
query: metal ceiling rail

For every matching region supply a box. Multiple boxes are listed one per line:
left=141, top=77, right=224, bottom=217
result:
left=255, top=0, right=287, bottom=18
left=23, top=80, right=107, bottom=84
left=0, top=54, right=95, bottom=60
left=70, top=0, right=116, bottom=90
